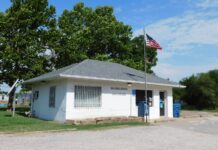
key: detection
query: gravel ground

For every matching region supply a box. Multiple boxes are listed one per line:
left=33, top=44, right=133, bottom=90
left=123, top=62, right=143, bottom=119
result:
left=181, top=110, right=218, bottom=118
left=0, top=117, right=218, bottom=150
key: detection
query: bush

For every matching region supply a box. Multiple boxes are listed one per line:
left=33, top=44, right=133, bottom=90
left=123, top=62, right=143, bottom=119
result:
left=174, top=70, right=218, bottom=110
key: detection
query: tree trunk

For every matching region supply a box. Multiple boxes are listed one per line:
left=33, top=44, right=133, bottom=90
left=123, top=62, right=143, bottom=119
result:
left=7, top=87, right=16, bottom=111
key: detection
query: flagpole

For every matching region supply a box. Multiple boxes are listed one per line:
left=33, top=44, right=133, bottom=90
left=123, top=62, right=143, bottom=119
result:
left=143, top=28, right=148, bottom=123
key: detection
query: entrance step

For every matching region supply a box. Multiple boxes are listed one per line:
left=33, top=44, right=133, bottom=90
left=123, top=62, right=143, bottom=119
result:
left=149, top=117, right=174, bottom=123
left=67, top=116, right=144, bottom=125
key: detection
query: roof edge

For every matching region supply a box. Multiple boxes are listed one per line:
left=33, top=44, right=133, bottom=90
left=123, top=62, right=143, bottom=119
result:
left=59, top=74, right=183, bottom=88
left=22, top=75, right=60, bottom=84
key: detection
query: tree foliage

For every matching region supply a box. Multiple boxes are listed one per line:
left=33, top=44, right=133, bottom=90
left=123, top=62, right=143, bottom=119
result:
left=174, top=70, right=218, bottom=109
left=55, top=3, right=157, bottom=72
left=56, top=3, right=131, bottom=68
left=128, top=35, right=158, bottom=73
left=0, top=2, right=159, bottom=109
left=0, top=0, right=56, bottom=109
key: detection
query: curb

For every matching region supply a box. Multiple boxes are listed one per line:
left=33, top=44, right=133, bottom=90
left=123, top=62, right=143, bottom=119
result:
left=150, top=119, right=175, bottom=124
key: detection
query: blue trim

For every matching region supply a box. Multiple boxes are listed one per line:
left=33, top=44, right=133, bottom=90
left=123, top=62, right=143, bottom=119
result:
left=132, top=90, right=136, bottom=96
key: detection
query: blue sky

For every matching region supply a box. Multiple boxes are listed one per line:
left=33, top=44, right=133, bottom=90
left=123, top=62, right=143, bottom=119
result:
left=1, top=0, right=218, bottom=91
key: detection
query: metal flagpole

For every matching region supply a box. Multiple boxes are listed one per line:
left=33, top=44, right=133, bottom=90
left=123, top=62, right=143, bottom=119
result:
left=143, top=28, right=148, bottom=123
left=12, top=87, right=16, bottom=117
left=7, top=79, right=19, bottom=117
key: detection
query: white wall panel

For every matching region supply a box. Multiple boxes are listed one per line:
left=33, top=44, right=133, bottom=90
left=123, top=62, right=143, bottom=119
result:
left=32, top=80, right=67, bottom=122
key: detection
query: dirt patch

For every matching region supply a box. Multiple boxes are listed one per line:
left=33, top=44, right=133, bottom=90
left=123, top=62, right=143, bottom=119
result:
left=181, top=110, right=218, bottom=118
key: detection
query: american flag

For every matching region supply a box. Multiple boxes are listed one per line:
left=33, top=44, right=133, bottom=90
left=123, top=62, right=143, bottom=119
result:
left=146, top=34, right=162, bottom=50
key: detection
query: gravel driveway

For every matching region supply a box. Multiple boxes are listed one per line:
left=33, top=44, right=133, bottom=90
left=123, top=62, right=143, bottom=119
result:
left=1, top=116, right=218, bottom=150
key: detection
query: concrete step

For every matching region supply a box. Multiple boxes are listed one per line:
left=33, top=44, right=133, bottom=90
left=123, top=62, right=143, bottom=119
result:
left=67, top=116, right=144, bottom=125
left=149, top=117, right=175, bottom=123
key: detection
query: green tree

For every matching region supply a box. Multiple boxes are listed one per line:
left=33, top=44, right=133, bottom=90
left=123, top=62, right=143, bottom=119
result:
left=179, top=71, right=218, bottom=109
left=173, top=87, right=184, bottom=101
left=56, top=2, right=157, bottom=73
left=56, top=2, right=132, bottom=68
left=128, top=35, right=158, bottom=73
left=208, top=70, right=218, bottom=100
left=0, top=0, right=57, bottom=109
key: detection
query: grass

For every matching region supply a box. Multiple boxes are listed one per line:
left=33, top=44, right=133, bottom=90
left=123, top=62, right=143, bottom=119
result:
left=0, top=106, right=147, bottom=133
left=181, top=105, right=218, bottom=113
left=0, top=107, right=73, bottom=133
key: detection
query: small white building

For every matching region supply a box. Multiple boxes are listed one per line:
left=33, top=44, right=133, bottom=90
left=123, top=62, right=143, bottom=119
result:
left=17, top=92, right=32, bottom=105
left=24, top=59, right=184, bottom=122
left=0, top=93, right=9, bottom=102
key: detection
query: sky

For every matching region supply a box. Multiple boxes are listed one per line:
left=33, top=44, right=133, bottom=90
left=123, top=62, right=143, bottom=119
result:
left=0, top=0, right=218, bottom=91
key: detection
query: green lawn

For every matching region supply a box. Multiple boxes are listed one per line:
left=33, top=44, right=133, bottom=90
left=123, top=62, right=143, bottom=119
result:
left=0, top=107, right=147, bottom=133
left=0, top=107, right=74, bottom=133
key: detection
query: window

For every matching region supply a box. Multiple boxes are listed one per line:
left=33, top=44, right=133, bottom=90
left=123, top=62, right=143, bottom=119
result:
left=33, top=91, right=39, bottom=101
left=147, top=90, right=153, bottom=101
left=147, top=90, right=153, bottom=107
left=136, top=90, right=153, bottom=106
left=49, top=86, right=56, bottom=108
left=74, top=85, right=101, bottom=107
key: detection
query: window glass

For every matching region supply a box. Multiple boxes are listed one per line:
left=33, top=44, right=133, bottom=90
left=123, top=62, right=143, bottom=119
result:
left=49, top=86, right=56, bottom=108
left=33, top=91, right=39, bottom=101
left=74, top=86, right=101, bottom=107
left=135, top=90, right=153, bottom=105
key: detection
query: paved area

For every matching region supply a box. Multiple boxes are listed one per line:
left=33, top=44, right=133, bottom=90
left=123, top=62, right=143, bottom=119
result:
left=165, top=116, right=218, bottom=135
left=0, top=116, right=218, bottom=150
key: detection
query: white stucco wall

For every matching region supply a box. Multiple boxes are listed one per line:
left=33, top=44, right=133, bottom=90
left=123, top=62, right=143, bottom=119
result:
left=166, top=88, right=173, bottom=118
left=130, top=84, right=173, bottom=119
left=31, top=79, right=67, bottom=122
left=31, top=78, right=174, bottom=122
left=66, top=79, right=132, bottom=120
left=0, top=94, right=9, bottom=101
left=65, top=79, right=173, bottom=120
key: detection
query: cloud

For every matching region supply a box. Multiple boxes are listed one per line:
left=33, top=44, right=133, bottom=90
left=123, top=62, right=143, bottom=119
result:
left=153, top=62, right=218, bottom=82
left=133, top=11, right=218, bottom=59
left=132, top=1, right=218, bottom=81
left=196, top=0, right=218, bottom=9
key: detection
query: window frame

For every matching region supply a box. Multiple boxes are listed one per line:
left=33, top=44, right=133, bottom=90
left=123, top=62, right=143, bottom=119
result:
left=49, top=86, right=56, bottom=108
left=74, top=85, right=102, bottom=108
left=135, top=90, right=153, bottom=106
left=33, top=91, right=39, bottom=101
left=147, top=90, right=153, bottom=107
